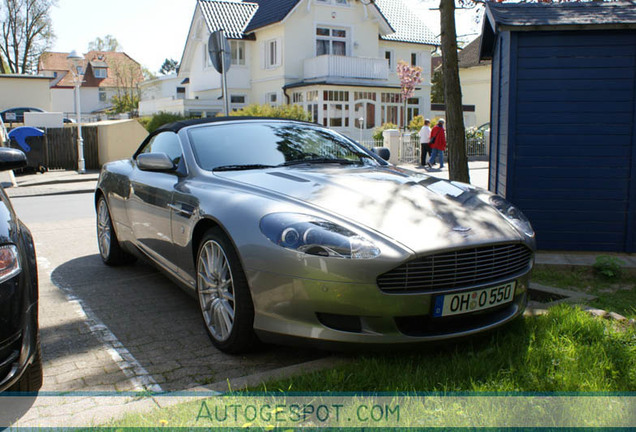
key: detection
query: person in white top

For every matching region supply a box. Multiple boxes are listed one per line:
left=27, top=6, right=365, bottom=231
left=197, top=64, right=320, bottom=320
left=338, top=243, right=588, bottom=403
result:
left=418, top=119, right=432, bottom=167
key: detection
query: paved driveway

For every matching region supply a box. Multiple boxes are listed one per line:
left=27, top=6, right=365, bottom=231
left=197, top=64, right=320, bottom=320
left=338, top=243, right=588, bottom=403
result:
left=11, top=193, right=320, bottom=394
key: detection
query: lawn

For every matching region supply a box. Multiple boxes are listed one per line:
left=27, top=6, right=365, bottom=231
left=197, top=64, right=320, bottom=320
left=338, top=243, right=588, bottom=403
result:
left=531, top=264, right=636, bottom=319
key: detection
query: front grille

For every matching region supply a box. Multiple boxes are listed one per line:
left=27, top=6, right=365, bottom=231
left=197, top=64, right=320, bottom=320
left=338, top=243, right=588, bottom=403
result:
left=377, top=243, right=533, bottom=294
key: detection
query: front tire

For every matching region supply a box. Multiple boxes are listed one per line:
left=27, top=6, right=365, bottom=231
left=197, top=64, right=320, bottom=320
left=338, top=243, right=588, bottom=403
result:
left=196, top=229, right=259, bottom=354
left=9, top=340, right=42, bottom=393
left=96, top=196, right=136, bottom=266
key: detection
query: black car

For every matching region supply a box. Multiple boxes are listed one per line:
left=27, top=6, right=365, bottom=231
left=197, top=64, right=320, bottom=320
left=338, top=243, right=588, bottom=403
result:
left=0, top=108, right=44, bottom=124
left=0, top=147, right=41, bottom=392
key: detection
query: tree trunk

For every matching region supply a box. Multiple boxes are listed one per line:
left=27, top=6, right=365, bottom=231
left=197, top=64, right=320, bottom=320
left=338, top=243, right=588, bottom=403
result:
left=439, top=0, right=470, bottom=183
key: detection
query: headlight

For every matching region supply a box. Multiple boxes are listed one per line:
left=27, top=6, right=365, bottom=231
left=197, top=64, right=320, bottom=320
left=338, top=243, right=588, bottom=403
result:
left=260, top=213, right=380, bottom=259
left=0, top=245, right=21, bottom=283
left=489, top=196, right=535, bottom=237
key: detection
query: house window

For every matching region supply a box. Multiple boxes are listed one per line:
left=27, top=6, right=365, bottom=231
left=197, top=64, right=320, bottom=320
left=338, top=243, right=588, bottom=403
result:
left=230, top=95, right=246, bottom=104
left=230, top=40, right=245, bottom=66
left=176, top=87, right=186, bottom=100
left=411, top=53, right=418, bottom=66
left=266, top=92, right=278, bottom=106
left=322, top=90, right=350, bottom=128
left=99, top=87, right=107, bottom=102
left=316, top=27, right=347, bottom=56
left=384, top=50, right=394, bottom=70
left=264, top=39, right=281, bottom=68
left=292, top=92, right=303, bottom=104
left=381, top=92, right=402, bottom=126
left=94, top=68, right=107, bottom=78
left=307, top=91, right=319, bottom=123
left=407, top=97, right=420, bottom=124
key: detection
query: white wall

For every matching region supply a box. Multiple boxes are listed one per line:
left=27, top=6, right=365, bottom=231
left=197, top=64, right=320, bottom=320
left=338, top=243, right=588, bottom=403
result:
left=459, top=64, right=491, bottom=127
left=0, top=76, right=51, bottom=111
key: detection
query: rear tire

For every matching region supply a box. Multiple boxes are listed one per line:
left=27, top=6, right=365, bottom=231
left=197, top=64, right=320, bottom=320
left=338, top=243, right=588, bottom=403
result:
left=96, top=195, right=137, bottom=266
left=196, top=228, right=259, bottom=354
left=9, top=339, right=42, bottom=393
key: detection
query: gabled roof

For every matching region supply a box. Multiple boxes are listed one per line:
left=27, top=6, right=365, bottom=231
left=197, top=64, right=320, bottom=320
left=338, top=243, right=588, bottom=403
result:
left=480, top=0, right=636, bottom=60
left=458, top=36, right=490, bottom=69
left=244, top=0, right=299, bottom=33
left=38, top=51, right=143, bottom=88
left=198, top=0, right=259, bottom=39
left=197, top=0, right=437, bottom=46
left=485, top=0, right=636, bottom=30
left=376, top=0, right=438, bottom=46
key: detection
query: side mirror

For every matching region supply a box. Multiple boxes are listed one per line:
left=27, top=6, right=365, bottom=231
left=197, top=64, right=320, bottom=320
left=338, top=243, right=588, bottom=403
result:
left=0, top=147, right=27, bottom=172
left=372, top=147, right=390, bottom=161
left=136, top=153, right=176, bottom=172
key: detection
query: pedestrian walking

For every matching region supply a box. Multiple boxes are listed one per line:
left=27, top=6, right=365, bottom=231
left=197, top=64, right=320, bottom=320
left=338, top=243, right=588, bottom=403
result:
left=418, top=119, right=432, bottom=167
left=427, top=119, right=446, bottom=169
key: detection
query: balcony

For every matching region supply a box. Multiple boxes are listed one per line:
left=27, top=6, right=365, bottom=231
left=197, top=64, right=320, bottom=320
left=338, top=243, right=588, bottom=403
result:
left=303, top=55, right=389, bottom=82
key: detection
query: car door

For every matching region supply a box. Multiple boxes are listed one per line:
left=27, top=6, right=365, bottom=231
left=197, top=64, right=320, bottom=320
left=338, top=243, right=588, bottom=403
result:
left=127, top=131, right=183, bottom=273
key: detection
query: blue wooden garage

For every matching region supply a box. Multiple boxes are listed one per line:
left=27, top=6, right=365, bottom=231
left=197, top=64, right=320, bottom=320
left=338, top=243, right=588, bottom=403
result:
left=479, top=1, right=636, bottom=252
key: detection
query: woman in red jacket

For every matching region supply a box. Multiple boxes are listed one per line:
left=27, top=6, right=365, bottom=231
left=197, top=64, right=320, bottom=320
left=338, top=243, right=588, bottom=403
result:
left=427, top=119, right=446, bottom=169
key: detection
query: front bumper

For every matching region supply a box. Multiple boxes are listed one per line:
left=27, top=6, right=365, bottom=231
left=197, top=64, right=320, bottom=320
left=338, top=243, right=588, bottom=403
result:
left=247, top=268, right=530, bottom=347
left=0, top=303, right=37, bottom=392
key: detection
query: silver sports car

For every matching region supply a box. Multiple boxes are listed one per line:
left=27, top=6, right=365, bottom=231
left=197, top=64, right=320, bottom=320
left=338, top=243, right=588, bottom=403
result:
left=95, top=118, right=535, bottom=353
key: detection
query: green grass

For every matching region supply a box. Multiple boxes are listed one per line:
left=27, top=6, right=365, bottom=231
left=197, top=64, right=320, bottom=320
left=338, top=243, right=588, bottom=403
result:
left=531, top=264, right=636, bottom=319
left=107, top=305, right=636, bottom=428
left=256, top=305, right=635, bottom=393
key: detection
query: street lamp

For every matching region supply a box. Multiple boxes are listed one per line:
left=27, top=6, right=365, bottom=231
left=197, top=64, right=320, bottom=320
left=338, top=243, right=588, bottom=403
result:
left=67, top=50, right=85, bottom=174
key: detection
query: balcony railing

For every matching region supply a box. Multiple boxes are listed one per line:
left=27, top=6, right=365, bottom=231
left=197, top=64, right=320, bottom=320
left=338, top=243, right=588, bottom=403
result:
left=303, top=55, right=389, bottom=81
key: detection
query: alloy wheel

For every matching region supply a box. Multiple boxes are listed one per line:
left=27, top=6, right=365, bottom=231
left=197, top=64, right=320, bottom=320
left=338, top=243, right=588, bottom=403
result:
left=97, top=199, right=111, bottom=260
left=197, top=240, right=236, bottom=342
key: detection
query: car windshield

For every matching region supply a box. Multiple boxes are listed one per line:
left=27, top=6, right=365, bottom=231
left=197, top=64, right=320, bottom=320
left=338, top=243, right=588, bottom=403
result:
left=188, top=121, right=378, bottom=171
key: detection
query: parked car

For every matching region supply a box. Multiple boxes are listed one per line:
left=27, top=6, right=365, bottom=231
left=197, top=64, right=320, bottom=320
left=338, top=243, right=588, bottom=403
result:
left=0, top=147, right=41, bottom=392
left=0, top=107, right=44, bottom=124
left=0, top=107, right=74, bottom=124
left=95, top=118, right=535, bottom=353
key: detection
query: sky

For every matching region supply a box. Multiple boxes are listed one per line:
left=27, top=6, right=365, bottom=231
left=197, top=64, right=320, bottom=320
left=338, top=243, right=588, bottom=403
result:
left=50, top=0, right=482, bottom=74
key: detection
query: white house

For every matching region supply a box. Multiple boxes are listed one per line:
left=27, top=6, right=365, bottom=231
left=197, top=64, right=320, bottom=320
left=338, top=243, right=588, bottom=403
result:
left=139, top=0, right=439, bottom=140
left=38, top=51, right=144, bottom=118
left=458, top=36, right=491, bottom=128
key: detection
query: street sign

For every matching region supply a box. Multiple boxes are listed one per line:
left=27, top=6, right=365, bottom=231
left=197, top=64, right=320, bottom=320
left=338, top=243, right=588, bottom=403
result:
left=208, top=30, right=231, bottom=74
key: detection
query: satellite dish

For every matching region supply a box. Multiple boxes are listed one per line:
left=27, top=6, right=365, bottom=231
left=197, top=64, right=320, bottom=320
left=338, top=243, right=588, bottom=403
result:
left=208, top=30, right=232, bottom=74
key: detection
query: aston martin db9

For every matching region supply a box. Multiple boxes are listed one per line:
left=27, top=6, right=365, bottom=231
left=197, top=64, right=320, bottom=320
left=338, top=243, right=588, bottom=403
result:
left=95, top=118, right=535, bottom=353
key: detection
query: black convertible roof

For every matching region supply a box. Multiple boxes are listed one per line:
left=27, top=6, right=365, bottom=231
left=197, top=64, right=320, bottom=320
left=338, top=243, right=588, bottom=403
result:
left=156, top=116, right=316, bottom=133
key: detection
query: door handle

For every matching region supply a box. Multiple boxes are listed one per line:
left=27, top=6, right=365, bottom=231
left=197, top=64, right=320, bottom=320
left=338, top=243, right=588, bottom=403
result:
left=168, top=203, right=194, bottom=217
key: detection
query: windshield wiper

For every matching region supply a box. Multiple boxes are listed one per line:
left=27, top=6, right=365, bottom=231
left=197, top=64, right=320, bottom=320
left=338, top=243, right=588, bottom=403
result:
left=212, top=164, right=277, bottom=171
left=280, top=158, right=362, bottom=167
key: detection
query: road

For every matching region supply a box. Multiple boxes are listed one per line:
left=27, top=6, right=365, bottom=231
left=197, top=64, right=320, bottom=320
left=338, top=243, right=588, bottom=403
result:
left=10, top=192, right=319, bottom=395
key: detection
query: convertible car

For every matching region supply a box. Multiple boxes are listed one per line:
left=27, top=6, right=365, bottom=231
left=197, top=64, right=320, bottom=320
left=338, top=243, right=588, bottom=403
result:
left=95, top=118, right=535, bottom=353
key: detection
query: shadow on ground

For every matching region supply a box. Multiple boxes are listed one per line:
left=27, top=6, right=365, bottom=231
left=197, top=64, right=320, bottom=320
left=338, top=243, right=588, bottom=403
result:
left=50, top=254, right=321, bottom=391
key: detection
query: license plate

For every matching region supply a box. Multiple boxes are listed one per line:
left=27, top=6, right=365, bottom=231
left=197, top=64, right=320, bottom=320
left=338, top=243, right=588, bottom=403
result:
left=432, top=282, right=516, bottom=317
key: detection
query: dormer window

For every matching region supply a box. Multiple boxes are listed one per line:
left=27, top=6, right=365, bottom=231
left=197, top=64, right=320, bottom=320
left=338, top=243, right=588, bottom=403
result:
left=94, top=68, right=107, bottom=78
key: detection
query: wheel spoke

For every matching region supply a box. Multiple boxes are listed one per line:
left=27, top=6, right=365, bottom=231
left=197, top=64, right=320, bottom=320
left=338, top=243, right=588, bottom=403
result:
left=197, top=239, right=237, bottom=343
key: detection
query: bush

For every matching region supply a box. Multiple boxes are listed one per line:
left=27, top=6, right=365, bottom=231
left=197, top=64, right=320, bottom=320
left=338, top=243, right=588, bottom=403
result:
left=408, top=115, right=425, bottom=132
left=144, top=112, right=193, bottom=133
left=594, top=255, right=626, bottom=279
left=372, top=122, right=398, bottom=141
left=228, top=104, right=311, bottom=121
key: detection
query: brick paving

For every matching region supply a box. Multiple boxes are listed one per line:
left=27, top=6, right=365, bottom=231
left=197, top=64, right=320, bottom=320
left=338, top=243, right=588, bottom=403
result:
left=3, top=199, right=320, bottom=427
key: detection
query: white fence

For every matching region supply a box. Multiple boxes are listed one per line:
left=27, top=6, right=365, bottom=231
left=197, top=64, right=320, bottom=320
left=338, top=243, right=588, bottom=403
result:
left=356, top=134, right=487, bottom=165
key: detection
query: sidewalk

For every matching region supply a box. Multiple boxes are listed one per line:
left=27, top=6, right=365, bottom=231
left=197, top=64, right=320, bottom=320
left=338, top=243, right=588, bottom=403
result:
left=2, top=169, right=99, bottom=198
